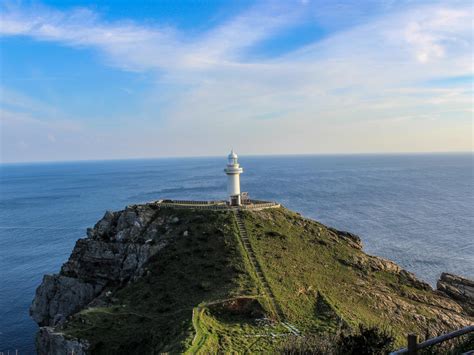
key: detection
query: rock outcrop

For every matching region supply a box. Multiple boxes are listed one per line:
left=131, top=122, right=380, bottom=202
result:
left=61, top=238, right=157, bottom=284
left=437, top=273, right=474, bottom=316
left=36, top=327, right=89, bottom=355
left=31, top=275, right=101, bottom=326
left=329, top=227, right=363, bottom=249
left=30, top=203, right=183, bottom=348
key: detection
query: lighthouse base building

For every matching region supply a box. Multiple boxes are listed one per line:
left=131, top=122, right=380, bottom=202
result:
left=155, top=150, right=279, bottom=211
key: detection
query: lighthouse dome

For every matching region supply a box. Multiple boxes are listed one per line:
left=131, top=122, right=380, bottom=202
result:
left=227, top=149, right=239, bottom=166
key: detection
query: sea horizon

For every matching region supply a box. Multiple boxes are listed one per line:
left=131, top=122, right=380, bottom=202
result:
left=2, top=150, right=472, bottom=166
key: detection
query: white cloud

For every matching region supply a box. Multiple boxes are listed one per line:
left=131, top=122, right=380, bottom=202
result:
left=0, top=1, right=472, bottom=162
left=402, top=7, right=471, bottom=63
left=0, top=5, right=179, bottom=71
left=0, top=2, right=304, bottom=71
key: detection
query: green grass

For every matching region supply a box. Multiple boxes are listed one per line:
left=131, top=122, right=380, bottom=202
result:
left=63, top=209, right=261, bottom=353
left=239, top=208, right=470, bottom=346
left=61, top=206, right=471, bottom=353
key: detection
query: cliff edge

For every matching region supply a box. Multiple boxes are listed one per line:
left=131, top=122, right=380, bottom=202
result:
left=30, top=203, right=473, bottom=354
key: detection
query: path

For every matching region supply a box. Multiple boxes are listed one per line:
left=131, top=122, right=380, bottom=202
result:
left=234, top=210, right=302, bottom=339
left=187, top=209, right=300, bottom=353
left=233, top=210, right=286, bottom=321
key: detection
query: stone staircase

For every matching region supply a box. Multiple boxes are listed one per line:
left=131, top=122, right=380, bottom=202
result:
left=233, top=210, right=286, bottom=322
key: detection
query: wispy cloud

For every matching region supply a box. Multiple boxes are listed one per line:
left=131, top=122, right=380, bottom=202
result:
left=0, top=4, right=178, bottom=71
left=0, top=1, right=472, bottom=162
left=0, top=2, right=305, bottom=71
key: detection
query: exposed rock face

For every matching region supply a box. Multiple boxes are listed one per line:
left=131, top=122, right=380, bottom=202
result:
left=338, top=253, right=432, bottom=291
left=31, top=275, right=101, bottom=326
left=437, top=273, right=474, bottom=316
left=36, top=327, right=89, bottom=355
left=61, top=238, right=158, bottom=284
left=30, top=203, right=183, bottom=351
left=329, top=228, right=363, bottom=249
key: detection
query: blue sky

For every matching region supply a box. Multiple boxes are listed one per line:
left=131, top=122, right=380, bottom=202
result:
left=0, top=0, right=472, bottom=163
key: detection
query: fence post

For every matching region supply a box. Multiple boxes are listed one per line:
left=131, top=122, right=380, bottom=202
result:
left=407, top=333, right=418, bottom=354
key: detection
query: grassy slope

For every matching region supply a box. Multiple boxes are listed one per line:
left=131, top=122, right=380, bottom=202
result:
left=63, top=209, right=255, bottom=353
left=61, top=207, right=469, bottom=353
left=241, top=208, right=469, bottom=345
left=62, top=208, right=287, bottom=353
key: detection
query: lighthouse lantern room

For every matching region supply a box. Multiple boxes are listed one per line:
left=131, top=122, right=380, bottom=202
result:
left=224, top=149, right=244, bottom=206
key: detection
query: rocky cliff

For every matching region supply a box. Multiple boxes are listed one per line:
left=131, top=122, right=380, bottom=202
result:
left=437, top=273, right=474, bottom=316
left=31, top=205, right=167, bottom=327
left=30, top=204, right=186, bottom=354
left=30, top=203, right=473, bottom=354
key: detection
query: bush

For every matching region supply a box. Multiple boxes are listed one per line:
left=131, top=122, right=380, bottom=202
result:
left=280, top=324, right=395, bottom=355
left=337, top=324, right=395, bottom=355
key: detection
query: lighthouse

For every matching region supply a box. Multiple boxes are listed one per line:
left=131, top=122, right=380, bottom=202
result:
left=224, top=149, right=244, bottom=206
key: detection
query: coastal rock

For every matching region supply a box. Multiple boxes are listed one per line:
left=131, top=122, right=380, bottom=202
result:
left=30, top=275, right=101, bottom=326
left=398, top=269, right=432, bottom=291
left=87, top=205, right=161, bottom=243
left=329, top=227, right=363, bottom=249
left=369, top=289, right=470, bottom=336
left=30, top=204, right=167, bottom=329
left=437, top=273, right=474, bottom=315
left=338, top=254, right=431, bottom=291
left=60, top=238, right=160, bottom=284
left=36, top=327, right=89, bottom=355
left=87, top=210, right=117, bottom=239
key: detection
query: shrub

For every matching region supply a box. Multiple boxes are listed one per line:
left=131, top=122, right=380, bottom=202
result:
left=337, top=324, right=395, bottom=355
left=280, top=324, right=395, bottom=355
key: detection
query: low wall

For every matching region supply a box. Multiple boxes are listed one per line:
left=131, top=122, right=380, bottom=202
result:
left=157, top=203, right=229, bottom=210
left=240, top=202, right=281, bottom=210
left=154, top=199, right=280, bottom=211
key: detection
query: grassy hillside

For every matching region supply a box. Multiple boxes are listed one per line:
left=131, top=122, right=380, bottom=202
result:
left=62, top=208, right=261, bottom=353
left=240, top=208, right=470, bottom=343
left=59, top=206, right=471, bottom=353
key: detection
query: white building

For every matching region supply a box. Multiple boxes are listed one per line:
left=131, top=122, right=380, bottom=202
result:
left=224, top=149, right=244, bottom=206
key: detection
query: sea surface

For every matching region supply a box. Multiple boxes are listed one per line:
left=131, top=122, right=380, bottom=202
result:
left=0, top=153, right=473, bottom=353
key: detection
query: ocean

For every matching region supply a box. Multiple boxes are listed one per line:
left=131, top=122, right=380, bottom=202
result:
left=0, top=153, right=473, bottom=353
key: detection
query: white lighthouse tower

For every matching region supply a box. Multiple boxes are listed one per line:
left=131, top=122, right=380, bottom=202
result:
left=224, top=149, right=244, bottom=206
